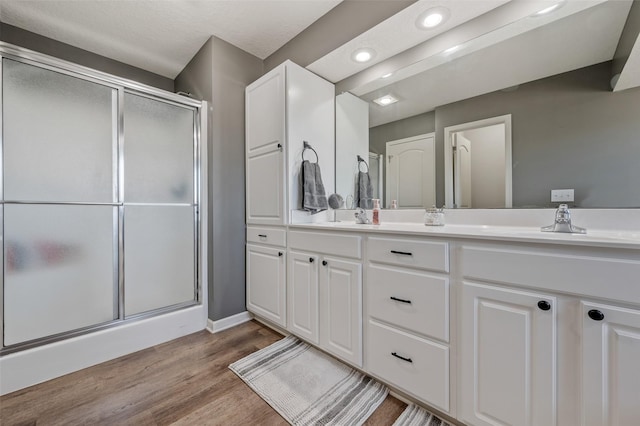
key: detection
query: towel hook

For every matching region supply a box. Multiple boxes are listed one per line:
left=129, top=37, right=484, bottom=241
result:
left=357, top=155, right=369, bottom=173
left=302, top=141, right=319, bottom=163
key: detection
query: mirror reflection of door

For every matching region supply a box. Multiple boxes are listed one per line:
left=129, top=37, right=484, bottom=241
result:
left=368, top=152, right=383, bottom=203
left=453, top=133, right=472, bottom=208
left=385, top=133, right=435, bottom=209
left=445, top=115, right=512, bottom=208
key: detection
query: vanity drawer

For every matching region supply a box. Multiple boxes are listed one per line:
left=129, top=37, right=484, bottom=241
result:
left=288, top=230, right=361, bottom=259
left=462, top=245, right=640, bottom=304
left=368, top=264, right=449, bottom=342
left=367, top=237, right=449, bottom=272
left=247, top=226, right=286, bottom=247
left=367, top=320, right=449, bottom=413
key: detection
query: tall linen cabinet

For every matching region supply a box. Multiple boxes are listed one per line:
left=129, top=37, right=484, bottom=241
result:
left=245, top=61, right=335, bottom=328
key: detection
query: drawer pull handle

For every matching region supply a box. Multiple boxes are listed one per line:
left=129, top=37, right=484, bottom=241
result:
left=390, top=250, right=413, bottom=256
left=391, top=352, right=413, bottom=363
left=277, top=143, right=283, bottom=150
left=390, top=296, right=412, bottom=304
left=588, top=309, right=605, bottom=321
left=278, top=252, right=283, bottom=257
left=322, top=260, right=328, bottom=266
left=258, top=234, right=267, bottom=238
left=537, top=300, right=551, bottom=311
left=309, top=257, right=314, bottom=263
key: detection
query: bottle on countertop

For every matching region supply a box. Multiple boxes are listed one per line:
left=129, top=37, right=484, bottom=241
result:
left=372, top=198, right=381, bottom=225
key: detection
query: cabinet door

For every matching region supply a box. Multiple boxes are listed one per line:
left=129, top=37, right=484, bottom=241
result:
left=246, top=65, right=285, bottom=225
left=582, top=302, right=640, bottom=426
left=288, top=250, right=319, bottom=344
left=460, top=282, right=557, bottom=426
left=246, top=146, right=285, bottom=225
left=319, top=257, right=362, bottom=367
left=246, top=244, right=286, bottom=327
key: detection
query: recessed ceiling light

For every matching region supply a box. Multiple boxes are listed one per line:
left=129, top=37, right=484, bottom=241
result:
left=381, top=72, right=393, bottom=79
left=352, top=48, right=376, bottom=63
left=534, top=2, right=564, bottom=16
left=416, top=7, right=450, bottom=30
left=373, top=95, right=399, bottom=107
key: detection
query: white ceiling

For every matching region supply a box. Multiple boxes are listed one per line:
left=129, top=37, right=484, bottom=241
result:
left=0, top=0, right=342, bottom=78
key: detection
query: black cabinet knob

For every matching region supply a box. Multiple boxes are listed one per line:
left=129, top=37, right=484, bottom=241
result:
left=588, top=309, right=605, bottom=321
left=322, top=260, right=328, bottom=266
left=277, top=143, right=282, bottom=149
left=309, top=257, right=314, bottom=263
left=537, top=300, right=551, bottom=311
left=278, top=252, right=283, bottom=257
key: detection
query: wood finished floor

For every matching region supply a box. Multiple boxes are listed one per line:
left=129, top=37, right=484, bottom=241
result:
left=0, top=320, right=406, bottom=425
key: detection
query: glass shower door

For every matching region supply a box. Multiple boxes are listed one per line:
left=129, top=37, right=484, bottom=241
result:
left=2, top=59, right=118, bottom=345
left=122, top=93, right=197, bottom=317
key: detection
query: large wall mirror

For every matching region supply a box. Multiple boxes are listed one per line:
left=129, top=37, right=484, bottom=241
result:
left=333, top=0, right=640, bottom=209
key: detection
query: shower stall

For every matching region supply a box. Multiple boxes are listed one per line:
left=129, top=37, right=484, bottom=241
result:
left=0, top=42, right=206, bottom=372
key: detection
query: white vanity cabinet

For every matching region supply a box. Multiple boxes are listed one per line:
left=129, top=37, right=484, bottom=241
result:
left=581, top=301, right=640, bottom=426
left=459, top=243, right=640, bottom=426
left=365, top=236, right=452, bottom=414
left=459, top=282, right=557, bottom=426
left=246, top=226, right=287, bottom=327
left=288, top=230, right=363, bottom=367
left=245, top=60, right=334, bottom=226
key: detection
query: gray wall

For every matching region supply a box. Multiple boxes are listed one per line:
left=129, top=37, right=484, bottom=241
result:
left=0, top=22, right=173, bottom=91
left=435, top=61, right=640, bottom=208
left=175, top=36, right=263, bottom=321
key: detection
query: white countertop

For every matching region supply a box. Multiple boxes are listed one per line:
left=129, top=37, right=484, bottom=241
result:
left=288, top=222, right=640, bottom=250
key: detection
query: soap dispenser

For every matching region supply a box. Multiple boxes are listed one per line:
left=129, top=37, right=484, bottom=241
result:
left=372, top=198, right=381, bottom=225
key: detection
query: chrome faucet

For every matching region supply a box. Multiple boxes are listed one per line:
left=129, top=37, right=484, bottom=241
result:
left=541, top=204, right=586, bottom=234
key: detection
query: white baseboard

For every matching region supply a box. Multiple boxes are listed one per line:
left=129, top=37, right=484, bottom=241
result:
left=206, top=311, right=253, bottom=333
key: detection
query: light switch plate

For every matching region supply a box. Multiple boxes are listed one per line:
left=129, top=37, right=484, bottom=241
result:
left=551, top=189, right=574, bottom=202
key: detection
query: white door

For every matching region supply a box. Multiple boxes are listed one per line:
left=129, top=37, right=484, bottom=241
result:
left=369, top=152, right=382, bottom=202
left=460, top=282, right=557, bottom=426
left=454, top=133, right=472, bottom=208
left=386, top=134, right=435, bottom=208
left=319, top=257, right=362, bottom=367
left=246, top=244, right=286, bottom=327
left=287, top=250, right=319, bottom=344
left=581, top=302, right=640, bottom=426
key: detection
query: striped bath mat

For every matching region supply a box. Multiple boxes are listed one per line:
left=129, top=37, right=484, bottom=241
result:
left=392, top=404, right=451, bottom=426
left=229, top=335, right=388, bottom=425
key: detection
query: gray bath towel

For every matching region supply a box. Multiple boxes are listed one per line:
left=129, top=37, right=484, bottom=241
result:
left=356, top=171, right=373, bottom=209
left=302, top=160, right=328, bottom=214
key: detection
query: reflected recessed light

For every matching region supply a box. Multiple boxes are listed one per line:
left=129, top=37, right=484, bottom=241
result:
left=534, top=2, right=564, bottom=16
left=416, top=7, right=450, bottom=30
left=381, top=72, right=393, bottom=79
left=373, top=95, right=399, bottom=107
left=444, top=45, right=460, bottom=54
left=352, top=48, right=376, bottom=63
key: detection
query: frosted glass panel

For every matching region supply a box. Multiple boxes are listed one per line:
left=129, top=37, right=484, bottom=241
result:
left=124, top=206, right=195, bottom=316
left=3, top=205, right=116, bottom=345
left=3, top=59, right=114, bottom=202
left=124, top=94, right=194, bottom=203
